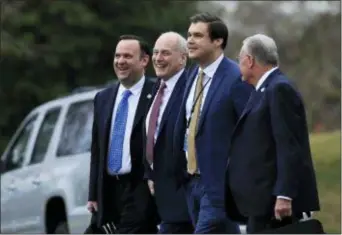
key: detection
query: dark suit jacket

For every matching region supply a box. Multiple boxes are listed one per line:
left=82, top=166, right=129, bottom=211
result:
left=173, top=57, right=253, bottom=206
left=225, top=69, right=320, bottom=218
left=143, top=70, right=191, bottom=223
left=88, top=77, right=158, bottom=227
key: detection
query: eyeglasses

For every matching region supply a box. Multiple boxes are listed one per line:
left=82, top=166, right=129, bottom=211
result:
left=236, top=54, right=253, bottom=63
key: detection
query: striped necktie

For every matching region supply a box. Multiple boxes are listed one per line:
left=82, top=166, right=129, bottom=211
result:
left=187, top=71, right=204, bottom=174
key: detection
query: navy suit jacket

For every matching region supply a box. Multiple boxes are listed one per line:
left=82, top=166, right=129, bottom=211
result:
left=225, top=69, right=320, bottom=218
left=143, top=70, right=191, bottom=223
left=88, top=78, right=158, bottom=227
left=173, top=57, right=253, bottom=206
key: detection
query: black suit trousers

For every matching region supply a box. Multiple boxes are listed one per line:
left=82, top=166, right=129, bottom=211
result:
left=103, top=172, right=158, bottom=234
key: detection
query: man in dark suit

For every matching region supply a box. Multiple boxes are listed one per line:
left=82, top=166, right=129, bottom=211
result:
left=172, top=13, right=253, bottom=233
left=87, top=35, right=158, bottom=233
left=225, top=34, right=320, bottom=233
left=143, top=31, right=193, bottom=234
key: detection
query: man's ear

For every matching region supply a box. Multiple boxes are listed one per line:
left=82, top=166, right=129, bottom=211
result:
left=181, top=52, right=188, bottom=65
left=247, top=55, right=255, bottom=69
left=214, top=38, right=223, bottom=48
left=141, top=54, right=150, bottom=67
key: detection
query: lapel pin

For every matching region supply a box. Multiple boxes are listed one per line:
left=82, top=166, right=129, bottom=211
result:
left=260, top=87, right=265, bottom=92
left=147, top=94, right=152, bottom=99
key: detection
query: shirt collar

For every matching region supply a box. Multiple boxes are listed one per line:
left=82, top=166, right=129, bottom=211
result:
left=118, top=75, right=145, bottom=96
left=163, top=68, right=184, bottom=91
left=255, top=67, right=278, bottom=91
left=198, top=53, right=224, bottom=78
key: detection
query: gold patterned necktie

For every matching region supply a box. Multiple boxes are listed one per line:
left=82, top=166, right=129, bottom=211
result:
left=187, top=70, right=204, bottom=174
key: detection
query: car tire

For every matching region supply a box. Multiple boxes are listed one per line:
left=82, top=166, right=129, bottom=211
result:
left=54, top=221, right=69, bottom=234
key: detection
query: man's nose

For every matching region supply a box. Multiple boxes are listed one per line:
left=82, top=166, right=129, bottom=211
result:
left=116, top=56, right=126, bottom=64
left=154, top=53, right=163, bottom=62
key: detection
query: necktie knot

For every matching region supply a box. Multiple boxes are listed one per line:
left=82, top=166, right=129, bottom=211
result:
left=159, top=81, right=167, bottom=91
left=122, top=90, right=132, bottom=100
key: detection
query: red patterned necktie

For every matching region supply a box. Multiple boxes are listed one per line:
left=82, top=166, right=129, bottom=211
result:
left=146, top=82, right=167, bottom=165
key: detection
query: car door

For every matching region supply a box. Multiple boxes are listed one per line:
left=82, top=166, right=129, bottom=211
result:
left=1, top=167, right=17, bottom=233
left=0, top=113, right=39, bottom=233
left=54, top=99, right=94, bottom=233
left=14, top=106, right=62, bottom=233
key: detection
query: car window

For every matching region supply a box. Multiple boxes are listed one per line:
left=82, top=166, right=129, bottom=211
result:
left=57, top=100, right=94, bottom=157
left=30, top=107, right=61, bottom=165
left=4, top=115, right=37, bottom=172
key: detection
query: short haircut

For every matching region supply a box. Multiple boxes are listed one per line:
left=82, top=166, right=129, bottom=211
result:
left=242, top=34, right=279, bottom=66
left=158, top=31, right=188, bottom=53
left=119, top=34, right=152, bottom=57
left=190, top=12, right=228, bottom=50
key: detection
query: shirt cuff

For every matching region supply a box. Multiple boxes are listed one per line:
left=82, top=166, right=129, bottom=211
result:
left=277, top=195, right=292, bottom=201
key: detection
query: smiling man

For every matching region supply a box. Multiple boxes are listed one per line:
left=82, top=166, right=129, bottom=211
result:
left=172, top=13, right=253, bottom=233
left=87, top=35, right=158, bottom=233
left=143, top=31, right=193, bottom=234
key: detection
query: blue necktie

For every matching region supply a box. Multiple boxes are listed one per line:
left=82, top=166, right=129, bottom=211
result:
left=108, top=90, right=132, bottom=174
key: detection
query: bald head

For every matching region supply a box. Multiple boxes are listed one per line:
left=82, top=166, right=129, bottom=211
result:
left=152, top=31, right=188, bottom=80
left=157, top=31, right=188, bottom=53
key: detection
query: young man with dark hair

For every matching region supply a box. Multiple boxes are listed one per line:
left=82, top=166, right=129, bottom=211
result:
left=173, top=12, right=253, bottom=233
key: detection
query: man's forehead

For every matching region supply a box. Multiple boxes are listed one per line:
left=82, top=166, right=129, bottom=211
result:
left=188, top=22, right=208, bottom=32
left=154, top=37, right=177, bottom=50
left=116, top=39, right=140, bottom=49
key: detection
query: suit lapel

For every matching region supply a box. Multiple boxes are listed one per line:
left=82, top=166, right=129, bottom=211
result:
left=174, top=67, right=197, bottom=134
left=103, top=84, right=120, bottom=151
left=231, top=68, right=281, bottom=138
left=183, top=66, right=198, bottom=105
left=197, top=58, right=227, bottom=133
left=148, top=79, right=161, bottom=108
left=157, top=71, right=187, bottom=136
left=236, top=90, right=258, bottom=124
left=132, top=79, right=153, bottom=131
left=142, top=80, right=160, bottom=138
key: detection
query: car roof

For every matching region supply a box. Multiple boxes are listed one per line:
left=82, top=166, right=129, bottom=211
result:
left=30, top=77, right=157, bottom=114
left=30, top=88, right=103, bottom=114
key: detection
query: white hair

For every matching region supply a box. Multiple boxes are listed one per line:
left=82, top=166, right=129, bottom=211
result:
left=159, top=31, right=188, bottom=54
left=241, top=34, right=279, bottom=66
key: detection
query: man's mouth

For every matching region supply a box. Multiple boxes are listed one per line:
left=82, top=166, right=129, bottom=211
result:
left=188, top=47, right=198, bottom=52
left=154, top=64, right=167, bottom=69
left=117, top=67, right=129, bottom=72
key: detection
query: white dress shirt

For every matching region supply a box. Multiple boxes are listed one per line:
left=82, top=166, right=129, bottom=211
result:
left=185, top=54, right=224, bottom=123
left=184, top=53, right=224, bottom=158
left=108, top=76, right=145, bottom=174
left=255, top=66, right=291, bottom=201
left=255, top=67, right=278, bottom=91
left=145, top=68, right=184, bottom=141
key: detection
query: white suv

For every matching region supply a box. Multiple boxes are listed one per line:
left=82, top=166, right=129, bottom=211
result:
left=1, top=87, right=102, bottom=233
left=1, top=84, right=250, bottom=234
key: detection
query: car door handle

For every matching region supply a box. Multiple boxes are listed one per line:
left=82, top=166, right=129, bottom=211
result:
left=32, top=178, right=41, bottom=185
left=7, top=184, right=17, bottom=191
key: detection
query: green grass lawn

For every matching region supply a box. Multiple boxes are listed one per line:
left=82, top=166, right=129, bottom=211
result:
left=310, top=131, right=341, bottom=234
